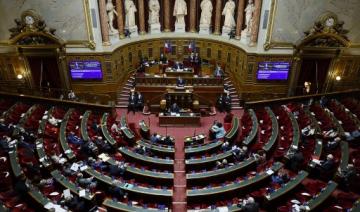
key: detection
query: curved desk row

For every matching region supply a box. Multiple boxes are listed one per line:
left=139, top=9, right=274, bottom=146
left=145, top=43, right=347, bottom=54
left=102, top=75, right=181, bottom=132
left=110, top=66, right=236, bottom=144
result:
left=118, top=147, right=174, bottom=167
left=51, top=170, right=93, bottom=201
left=102, top=198, right=166, bottom=212
left=85, top=168, right=172, bottom=198
left=18, top=104, right=38, bottom=127
left=80, top=110, right=91, bottom=142
left=285, top=109, right=300, bottom=155
left=9, top=144, right=23, bottom=178
left=186, top=157, right=256, bottom=181
left=185, top=150, right=233, bottom=166
left=306, top=181, right=337, bottom=211
left=36, top=107, right=54, bottom=167
left=187, top=162, right=283, bottom=198
left=120, top=116, right=135, bottom=140
left=304, top=107, right=322, bottom=134
left=262, top=107, right=279, bottom=152
left=309, top=139, right=323, bottom=168
left=137, top=140, right=175, bottom=154
left=185, top=140, right=223, bottom=156
left=265, top=170, right=308, bottom=202
left=243, top=109, right=258, bottom=145
left=326, top=107, right=345, bottom=137
left=101, top=113, right=117, bottom=146
left=59, top=108, right=75, bottom=159
left=225, top=117, right=239, bottom=141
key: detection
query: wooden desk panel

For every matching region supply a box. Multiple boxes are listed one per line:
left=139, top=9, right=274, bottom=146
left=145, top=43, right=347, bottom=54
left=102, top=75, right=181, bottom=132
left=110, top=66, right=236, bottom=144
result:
left=159, top=113, right=201, bottom=127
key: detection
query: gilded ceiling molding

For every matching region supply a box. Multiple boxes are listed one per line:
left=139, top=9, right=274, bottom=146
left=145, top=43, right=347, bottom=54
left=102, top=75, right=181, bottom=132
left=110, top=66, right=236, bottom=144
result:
left=263, top=0, right=294, bottom=51
left=64, top=0, right=96, bottom=50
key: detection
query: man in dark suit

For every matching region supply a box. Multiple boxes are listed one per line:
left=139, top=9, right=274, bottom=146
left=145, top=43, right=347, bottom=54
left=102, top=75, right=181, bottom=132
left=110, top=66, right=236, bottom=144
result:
left=214, top=64, right=224, bottom=78
left=320, top=154, right=335, bottom=172
left=136, top=92, right=144, bottom=111
left=176, top=76, right=186, bottom=87
left=128, top=90, right=137, bottom=114
left=217, top=94, right=224, bottom=112
left=173, top=61, right=184, bottom=70
left=169, top=103, right=180, bottom=113
left=159, top=53, right=168, bottom=64
left=189, top=52, right=195, bottom=62
left=238, top=197, right=259, bottom=212
left=224, top=93, right=232, bottom=112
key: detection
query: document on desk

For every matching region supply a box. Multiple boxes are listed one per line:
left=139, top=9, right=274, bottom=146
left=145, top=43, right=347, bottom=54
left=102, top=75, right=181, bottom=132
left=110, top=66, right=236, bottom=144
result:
left=79, top=189, right=86, bottom=197
left=70, top=163, right=80, bottom=172
left=266, top=169, right=274, bottom=175
left=63, top=189, right=71, bottom=199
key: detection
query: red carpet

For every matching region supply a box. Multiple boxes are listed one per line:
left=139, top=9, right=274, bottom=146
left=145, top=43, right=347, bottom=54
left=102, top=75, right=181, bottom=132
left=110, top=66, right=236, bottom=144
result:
left=115, top=108, right=243, bottom=211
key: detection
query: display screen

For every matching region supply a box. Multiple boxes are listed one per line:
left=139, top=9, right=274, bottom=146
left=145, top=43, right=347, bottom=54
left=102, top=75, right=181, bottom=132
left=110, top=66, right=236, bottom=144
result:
left=69, top=61, right=103, bottom=80
left=257, top=61, right=290, bottom=80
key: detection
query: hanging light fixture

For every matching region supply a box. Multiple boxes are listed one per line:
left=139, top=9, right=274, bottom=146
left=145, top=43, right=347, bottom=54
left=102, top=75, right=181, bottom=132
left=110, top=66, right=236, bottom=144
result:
left=17, top=74, right=23, bottom=79
left=335, top=76, right=341, bottom=81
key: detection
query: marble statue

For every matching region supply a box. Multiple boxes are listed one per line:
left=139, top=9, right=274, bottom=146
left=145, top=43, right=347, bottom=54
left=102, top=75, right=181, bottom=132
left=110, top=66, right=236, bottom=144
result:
left=222, top=0, right=236, bottom=29
left=173, top=0, right=187, bottom=24
left=125, top=0, right=137, bottom=29
left=244, top=0, right=255, bottom=35
left=200, top=0, right=213, bottom=26
left=106, top=0, right=118, bottom=33
left=148, top=0, right=160, bottom=24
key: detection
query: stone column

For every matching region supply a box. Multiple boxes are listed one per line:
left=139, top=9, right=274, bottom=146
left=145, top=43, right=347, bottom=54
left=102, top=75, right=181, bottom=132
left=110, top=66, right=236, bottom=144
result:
left=213, top=0, right=222, bottom=35
left=250, top=0, right=262, bottom=45
left=115, top=0, right=125, bottom=38
left=138, top=0, right=146, bottom=34
left=189, top=0, right=197, bottom=32
left=98, top=0, right=110, bottom=45
left=235, top=0, right=245, bottom=39
left=163, top=0, right=171, bottom=32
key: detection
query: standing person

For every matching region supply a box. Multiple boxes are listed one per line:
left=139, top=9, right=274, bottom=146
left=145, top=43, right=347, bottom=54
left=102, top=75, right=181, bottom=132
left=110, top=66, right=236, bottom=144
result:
left=217, top=94, right=224, bottom=112
left=136, top=92, right=144, bottom=111
left=128, top=90, right=137, bottom=114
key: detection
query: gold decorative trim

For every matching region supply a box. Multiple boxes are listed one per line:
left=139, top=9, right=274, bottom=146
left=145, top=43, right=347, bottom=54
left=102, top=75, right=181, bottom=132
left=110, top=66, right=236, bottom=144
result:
left=264, top=0, right=360, bottom=50
left=64, top=0, right=96, bottom=49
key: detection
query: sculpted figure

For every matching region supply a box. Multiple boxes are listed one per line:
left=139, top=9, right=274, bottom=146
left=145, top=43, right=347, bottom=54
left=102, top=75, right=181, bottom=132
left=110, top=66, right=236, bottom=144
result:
left=244, top=0, right=255, bottom=34
left=173, top=0, right=187, bottom=24
left=106, top=0, right=118, bottom=33
left=149, top=0, right=160, bottom=24
left=222, top=0, right=236, bottom=29
left=125, top=0, right=137, bottom=28
left=200, top=0, right=213, bottom=26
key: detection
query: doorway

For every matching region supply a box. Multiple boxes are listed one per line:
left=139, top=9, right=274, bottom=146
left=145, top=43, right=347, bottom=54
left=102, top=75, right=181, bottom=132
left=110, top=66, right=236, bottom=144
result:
left=26, top=56, right=61, bottom=89
left=295, top=58, right=332, bottom=95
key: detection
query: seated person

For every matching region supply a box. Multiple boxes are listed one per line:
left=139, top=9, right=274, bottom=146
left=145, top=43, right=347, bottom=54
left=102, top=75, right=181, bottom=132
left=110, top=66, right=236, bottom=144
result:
left=188, top=52, right=195, bottom=62
left=213, top=64, right=224, bottom=78
left=150, top=133, right=160, bottom=143
left=326, top=136, right=341, bottom=150
left=173, top=61, right=184, bottom=70
left=211, top=122, right=226, bottom=139
left=163, top=135, right=173, bottom=145
left=194, top=52, right=201, bottom=64
left=221, top=141, right=230, bottom=151
left=159, top=53, right=168, bottom=64
left=169, top=103, right=180, bottom=113
left=271, top=169, right=289, bottom=185
left=318, top=154, right=335, bottom=172
left=287, top=150, right=304, bottom=171
left=176, top=76, right=186, bottom=87
left=237, top=197, right=259, bottom=212
left=67, top=132, right=83, bottom=145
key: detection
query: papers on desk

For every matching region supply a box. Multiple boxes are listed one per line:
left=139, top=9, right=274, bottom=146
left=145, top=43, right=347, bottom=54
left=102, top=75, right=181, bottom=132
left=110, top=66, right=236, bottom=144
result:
left=98, top=153, right=110, bottom=162
left=36, top=144, right=43, bottom=149
left=39, top=157, right=45, bottom=162
left=64, top=149, right=72, bottom=154
left=266, top=169, right=274, bottom=175
left=80, top=165, right=88, bottom=171
left=291, top=145, right=298, bottom=150
left=49, top=192, right=59, bottom=196
left=312, top=159, right=321, bottom=165
left=70, top=163, right=80, bottom=172
left=79, top=189, right=86, bottom=197
left=170, top=112, right=176, bottom=116
left=59, top=158, right=67, bottom=164
left=124, top=183, right=134, bottom=189
left=218, top=207, right=229, bottom=212
left=176, top=114, right=180, bottom=117
left=44, top=202, right=67, bottom=212
left=63, top=189, right=71, bottom=199
left=120, top=126, right=126, bottom=130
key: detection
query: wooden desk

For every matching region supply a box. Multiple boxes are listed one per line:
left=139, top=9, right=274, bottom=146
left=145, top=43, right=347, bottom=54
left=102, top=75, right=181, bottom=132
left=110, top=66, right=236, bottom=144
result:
left=243, top=109, right=258, bottom=145
left=306, top=181, right=337, bottom=210
left=262, top=107, right=279, bottom=152
left=225, top=117, right=239, bottom=141
left=159, top=113, right=201, bottom=127
left=118, top=147, right=174, bottom=168
left=59, top=109, right=76, bottom=159
left=185, top=150, right=233, bottom=166
left=120, top=116, right=135, bottom=140
left=9, top=145, right=23, bottom=178
left=185, top=140, right=222, bottom=156
left=81, top=110, right=91, bottom=142
left=101, top=113, right=117, bottom=146
left=103, top=198, right=166, bottom=212
left=265, top=170, right=308, bottom=202
left=138, top=140, right=175, bottom=155
left=165, top=67, right=194, bottom=78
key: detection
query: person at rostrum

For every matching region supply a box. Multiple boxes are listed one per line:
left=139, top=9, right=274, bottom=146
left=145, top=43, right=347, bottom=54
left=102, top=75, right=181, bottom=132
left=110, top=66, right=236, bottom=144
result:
left=128, top=90, right=137, bottom=114
left=169, top=102, right=180, bottom=113
left=176, top=76, right=186, bottom=87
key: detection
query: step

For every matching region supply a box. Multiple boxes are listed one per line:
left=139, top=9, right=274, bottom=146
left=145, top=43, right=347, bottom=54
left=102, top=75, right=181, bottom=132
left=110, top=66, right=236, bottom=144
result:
left=116, top=105, right=128, bottom=108
left=117, top=97, right=129, bottom=101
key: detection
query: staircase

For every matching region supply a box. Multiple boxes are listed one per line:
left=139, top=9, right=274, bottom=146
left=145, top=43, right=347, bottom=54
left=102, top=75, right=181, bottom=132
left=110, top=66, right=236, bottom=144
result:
left=116, top=73, right=136, bottom=108
left=224, top=76, right=242, bottom=109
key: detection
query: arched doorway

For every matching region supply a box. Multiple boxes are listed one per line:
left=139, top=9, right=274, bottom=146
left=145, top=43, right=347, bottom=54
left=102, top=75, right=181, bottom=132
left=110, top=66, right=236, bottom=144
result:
left=288, top=12, right=350, bottom=96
